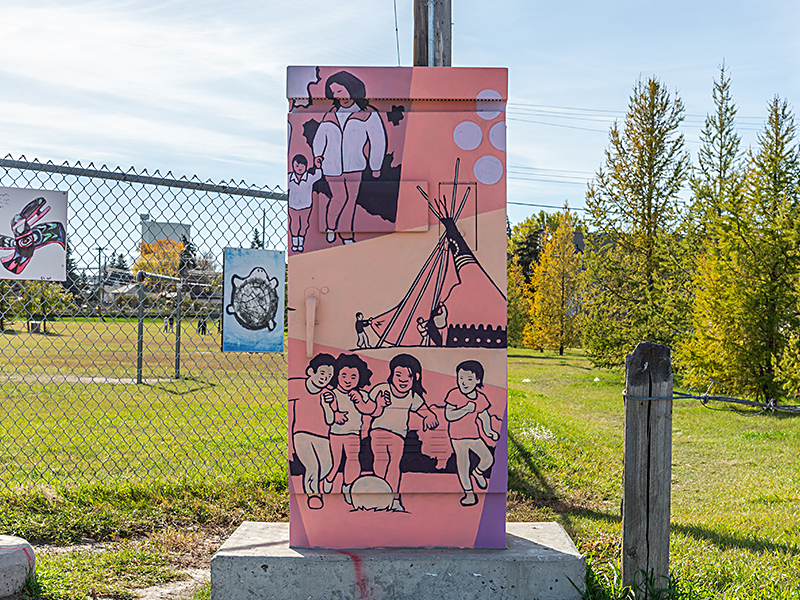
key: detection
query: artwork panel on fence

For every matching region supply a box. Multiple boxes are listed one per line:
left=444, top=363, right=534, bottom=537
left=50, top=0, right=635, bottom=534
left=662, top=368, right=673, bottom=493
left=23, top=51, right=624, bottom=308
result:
left=222, top=247, right=285, bottom=353
left=0, top=186, right=67, bottom=281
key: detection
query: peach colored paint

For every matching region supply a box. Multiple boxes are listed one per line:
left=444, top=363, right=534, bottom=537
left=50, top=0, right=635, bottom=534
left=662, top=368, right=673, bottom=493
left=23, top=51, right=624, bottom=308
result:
left=287, top=66, right=508, bottom=549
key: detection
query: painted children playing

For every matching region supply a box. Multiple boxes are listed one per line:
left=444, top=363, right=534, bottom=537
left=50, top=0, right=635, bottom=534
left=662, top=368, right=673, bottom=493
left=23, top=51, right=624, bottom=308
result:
left=368, top=354, right=438, bottom=512
left=321, top=354, right=376, bottom=502
left=443, top=360, right=499, bottom=507
left=288, top=353, right=336, bottom=510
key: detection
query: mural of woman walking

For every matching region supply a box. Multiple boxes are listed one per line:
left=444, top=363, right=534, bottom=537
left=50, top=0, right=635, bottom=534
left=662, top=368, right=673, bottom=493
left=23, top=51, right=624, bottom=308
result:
left=313, top=71, right=388, bottom=244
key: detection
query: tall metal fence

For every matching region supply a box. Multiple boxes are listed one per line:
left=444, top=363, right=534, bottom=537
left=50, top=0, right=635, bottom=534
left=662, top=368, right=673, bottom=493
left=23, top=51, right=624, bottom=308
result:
left=0, top=155, right=289, bottom=489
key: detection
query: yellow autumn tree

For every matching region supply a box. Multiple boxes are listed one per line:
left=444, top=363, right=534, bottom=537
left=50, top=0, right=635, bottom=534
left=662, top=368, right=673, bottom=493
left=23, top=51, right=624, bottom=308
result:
left=525, top=206, right=582, bottom=355
left=133, top=239, right=184, bottom=280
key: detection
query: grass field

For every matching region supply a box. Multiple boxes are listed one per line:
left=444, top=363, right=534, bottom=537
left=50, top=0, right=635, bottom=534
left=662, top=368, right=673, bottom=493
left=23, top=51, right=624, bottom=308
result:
left=505, top=349, right=800, bottom=599
left=2, top=335, right=799, bottom=599
left=0, top=318, right=287, bottom=485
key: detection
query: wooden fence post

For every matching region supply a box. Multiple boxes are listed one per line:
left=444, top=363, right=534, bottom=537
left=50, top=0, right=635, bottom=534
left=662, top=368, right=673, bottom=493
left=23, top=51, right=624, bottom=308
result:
left=622, top=341, right=673, bottom=594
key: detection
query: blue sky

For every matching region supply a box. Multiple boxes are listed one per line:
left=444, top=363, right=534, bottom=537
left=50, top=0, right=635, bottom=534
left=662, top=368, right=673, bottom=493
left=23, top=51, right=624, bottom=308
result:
left=1, top=0, right=798, bottom=224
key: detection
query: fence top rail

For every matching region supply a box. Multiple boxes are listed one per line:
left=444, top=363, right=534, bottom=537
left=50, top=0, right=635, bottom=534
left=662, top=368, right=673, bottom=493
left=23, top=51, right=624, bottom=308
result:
left=0, top=155, right=288, bottom=201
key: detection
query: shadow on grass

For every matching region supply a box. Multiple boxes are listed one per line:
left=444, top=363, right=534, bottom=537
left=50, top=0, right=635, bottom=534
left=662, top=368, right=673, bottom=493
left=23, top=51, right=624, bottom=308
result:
left=144, top=377, right=216, bottom=396
left=508, top=431, right=586, bottom=514
left=509, top=432, right=798, bottom=556
left=507, top=353, right=593, bottom=370
left=1, top=328, right=63, bottom=337
left=672, top=522, right=799, bottom=556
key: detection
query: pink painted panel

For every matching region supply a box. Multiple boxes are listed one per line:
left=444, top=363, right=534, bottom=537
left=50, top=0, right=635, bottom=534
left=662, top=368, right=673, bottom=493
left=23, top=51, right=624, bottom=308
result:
left=287, top=66, right=507, bottom=549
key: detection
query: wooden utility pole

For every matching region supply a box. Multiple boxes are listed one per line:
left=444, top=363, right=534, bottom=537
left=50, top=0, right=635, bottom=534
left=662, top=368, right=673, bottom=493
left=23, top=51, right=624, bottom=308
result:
left=622, top=341, right=673, bottom=595
left=413, top=0, right=451, bottom=66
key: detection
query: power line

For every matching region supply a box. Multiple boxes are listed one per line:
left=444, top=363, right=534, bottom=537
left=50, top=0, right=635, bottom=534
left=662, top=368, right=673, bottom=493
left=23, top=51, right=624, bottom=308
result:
left=508, top=101, right=766, bottom=122
left=508, top=176, right=587, bottom=186
left=509, top=165, right=595, bottom=176
left=507, top=116, right=609, bottom=133
left=508, top=201, right=585, bottom=211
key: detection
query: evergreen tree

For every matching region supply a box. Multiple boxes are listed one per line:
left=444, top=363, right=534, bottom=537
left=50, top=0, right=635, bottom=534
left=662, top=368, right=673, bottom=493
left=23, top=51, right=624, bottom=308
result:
left=688, top=63, right=743, bottom=239
left=506, top=255, right=530, bottom=347
left=680, top=97, right=800, bottom=400
left=251, top=228, right=264, bottom=249
left=526, top=206, right=582, bottom=355
left=582, top=77, right=691, bottom=367
left=113, top=252, right=128, bottom=271
left=64, top=242, right=81, bottom=295
left=178, top=234, right=197, bottom=276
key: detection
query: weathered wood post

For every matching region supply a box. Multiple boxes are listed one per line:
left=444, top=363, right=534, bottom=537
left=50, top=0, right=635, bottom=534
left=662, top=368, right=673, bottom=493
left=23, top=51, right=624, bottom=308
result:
left=622, top=341, right=672, bottom=594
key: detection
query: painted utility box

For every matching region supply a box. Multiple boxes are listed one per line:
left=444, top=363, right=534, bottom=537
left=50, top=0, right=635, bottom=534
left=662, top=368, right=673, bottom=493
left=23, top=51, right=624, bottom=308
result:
left=286, top=66, right=508, bottom=549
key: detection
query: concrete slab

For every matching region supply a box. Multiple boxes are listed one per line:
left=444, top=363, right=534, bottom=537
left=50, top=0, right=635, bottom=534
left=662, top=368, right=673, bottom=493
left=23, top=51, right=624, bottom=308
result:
left=0, top=535, right=35, bottom=600
left=211, top=522, right=584, bottom=600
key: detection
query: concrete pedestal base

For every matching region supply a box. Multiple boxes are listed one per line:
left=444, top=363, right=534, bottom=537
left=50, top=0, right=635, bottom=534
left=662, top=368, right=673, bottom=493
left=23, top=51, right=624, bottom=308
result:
left=211, top=522, right=584, bottom=600
left=0, top=535, right=35, bottom=600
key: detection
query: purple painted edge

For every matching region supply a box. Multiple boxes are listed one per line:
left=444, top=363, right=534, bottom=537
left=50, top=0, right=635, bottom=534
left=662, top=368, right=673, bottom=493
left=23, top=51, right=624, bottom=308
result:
left=288, top=468, right=311, bottom=547
left=474, top=405, right=508, bottom=548
left=473, top=492, right=507, bottom=548
left=488, top=404, right=509, bottom=492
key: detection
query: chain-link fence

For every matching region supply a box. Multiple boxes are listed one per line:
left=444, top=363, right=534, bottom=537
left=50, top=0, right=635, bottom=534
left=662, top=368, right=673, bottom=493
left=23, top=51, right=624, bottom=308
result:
left=0, top=155, right=289, bottom=489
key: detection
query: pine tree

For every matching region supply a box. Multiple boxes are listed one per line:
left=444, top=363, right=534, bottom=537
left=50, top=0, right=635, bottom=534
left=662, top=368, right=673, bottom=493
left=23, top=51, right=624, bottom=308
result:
left=506, top=255, right=531, bottom=347
left=688, top=63, right=743, bottom=240
left=582, top=77, right=691, bottom=367
left=680, top=97, right=800, bottom=400
left=113, top=252, right=128, bottom=271
left=251, top=228, right=264, bottom=249
left=178, top=234, right=197, bottom=276
left=527, top=206, right=582, bottom=355
left=63, top=242, right=81, bottom=296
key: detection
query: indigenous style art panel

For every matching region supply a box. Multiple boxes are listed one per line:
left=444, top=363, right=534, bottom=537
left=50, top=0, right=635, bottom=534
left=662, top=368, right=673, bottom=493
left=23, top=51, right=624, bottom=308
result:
left=287, top=66, right=508, bottom=549
left=0, top=186, right=67, bottom=281
left=222, top=247, right=285, bottom=353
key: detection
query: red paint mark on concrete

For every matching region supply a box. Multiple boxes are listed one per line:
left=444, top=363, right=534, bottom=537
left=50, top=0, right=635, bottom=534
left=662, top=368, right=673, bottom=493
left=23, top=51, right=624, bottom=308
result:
left=338, top=550, right=371, bottom=600
left=5, top=545, right=34, bottom=567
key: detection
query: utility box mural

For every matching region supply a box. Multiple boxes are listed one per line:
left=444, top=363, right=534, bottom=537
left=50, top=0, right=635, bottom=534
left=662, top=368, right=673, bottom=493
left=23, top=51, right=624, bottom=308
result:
left=286, top=66, right=508, bottom=549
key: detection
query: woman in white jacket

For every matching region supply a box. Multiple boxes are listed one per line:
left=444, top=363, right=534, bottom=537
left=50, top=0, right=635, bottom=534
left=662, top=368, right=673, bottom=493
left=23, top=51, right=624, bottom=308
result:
left=313, top=71, right=387, bottom=244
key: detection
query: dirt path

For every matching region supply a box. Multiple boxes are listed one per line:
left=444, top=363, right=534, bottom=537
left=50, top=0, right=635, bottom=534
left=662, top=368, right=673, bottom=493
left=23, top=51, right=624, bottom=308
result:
left=134, top=568, right=209, bottom=600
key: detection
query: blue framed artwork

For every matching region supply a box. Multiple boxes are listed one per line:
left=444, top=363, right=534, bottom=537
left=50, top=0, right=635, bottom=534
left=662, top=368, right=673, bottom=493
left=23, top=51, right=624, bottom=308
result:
left=222, top=248, right=285, bottom=353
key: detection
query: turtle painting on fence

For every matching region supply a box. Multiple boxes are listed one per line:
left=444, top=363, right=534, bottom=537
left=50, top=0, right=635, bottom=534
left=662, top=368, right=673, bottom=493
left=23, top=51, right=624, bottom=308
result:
left=222, top=248, right=285, bottom=353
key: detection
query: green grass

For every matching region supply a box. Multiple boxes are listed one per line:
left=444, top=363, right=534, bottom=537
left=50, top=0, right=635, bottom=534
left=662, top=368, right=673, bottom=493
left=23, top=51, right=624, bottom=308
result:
left=9, top=478, right=288, bottom=600
left=0, top=318, right=287, bottom=485
left=506, top=348, right=800, bottom=600
left=4, top=344, right=800, bottom=599
left=28, top=540, right=182, bottom=600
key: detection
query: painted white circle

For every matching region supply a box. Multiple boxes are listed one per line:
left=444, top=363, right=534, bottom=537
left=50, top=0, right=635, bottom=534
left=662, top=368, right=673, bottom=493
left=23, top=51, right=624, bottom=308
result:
left=474, top=155, right=504, bottom=185
left=453, top=121, right=483, bottom=151
left=476, top=89, right=503, bottom=120
left=489, top=121, right=506, bottom=151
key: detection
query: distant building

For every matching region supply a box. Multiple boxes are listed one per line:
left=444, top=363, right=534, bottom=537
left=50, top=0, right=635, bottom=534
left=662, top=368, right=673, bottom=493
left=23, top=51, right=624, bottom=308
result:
left=141, top=218, right=191, bottom=245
